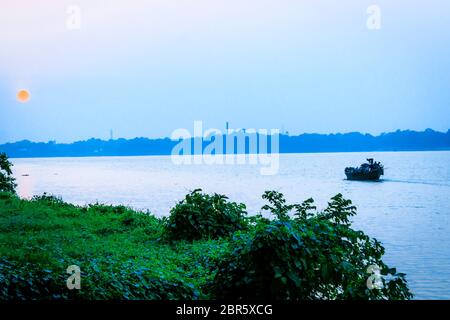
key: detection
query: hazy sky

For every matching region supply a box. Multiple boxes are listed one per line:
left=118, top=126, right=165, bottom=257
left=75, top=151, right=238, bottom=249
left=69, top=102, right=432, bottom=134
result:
left=0, top=0, right=449, bottom=143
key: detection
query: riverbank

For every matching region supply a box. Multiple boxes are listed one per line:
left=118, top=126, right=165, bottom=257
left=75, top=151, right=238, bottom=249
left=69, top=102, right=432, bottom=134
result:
left=0, top=192, right=223, bottom=299
left=0, top=191, right=412, bottom=300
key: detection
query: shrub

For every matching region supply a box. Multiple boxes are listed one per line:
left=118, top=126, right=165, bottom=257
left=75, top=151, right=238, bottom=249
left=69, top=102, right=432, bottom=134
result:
left=211, top=191, right=412, bottom=300
left=0, top=258, right=199, bottom=300
left=32, top=193, right=67, bottom=205
left=165, top=189, right=247, bottom=241
left=0, top=153, right=16, bottom=193
left=0, top=196, right=198, bottom=300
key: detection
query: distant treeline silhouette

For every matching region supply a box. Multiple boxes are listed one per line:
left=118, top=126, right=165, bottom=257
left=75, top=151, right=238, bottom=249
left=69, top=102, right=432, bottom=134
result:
left=1, top=129, right=449, bottom=158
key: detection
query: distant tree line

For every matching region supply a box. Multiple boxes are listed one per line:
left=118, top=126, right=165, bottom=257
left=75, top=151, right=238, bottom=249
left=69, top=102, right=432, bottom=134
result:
left=0, top=129, right=449, bottom=158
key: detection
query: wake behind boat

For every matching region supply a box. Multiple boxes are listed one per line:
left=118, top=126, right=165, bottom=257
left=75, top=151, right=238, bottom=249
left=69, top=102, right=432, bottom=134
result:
left=345, top=158, right=384, bottom=181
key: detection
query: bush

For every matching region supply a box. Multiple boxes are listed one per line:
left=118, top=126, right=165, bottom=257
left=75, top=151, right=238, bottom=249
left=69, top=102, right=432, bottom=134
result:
left=164, top=189, right=248, bottom=241
left=211, top=191, right=412, bottom=300
left=0, top=258, right=199, bottom=300
left=0, top=196, right=198, bottom=300
left=0, top=189, right=412, bottom=300
left=32, top=193, right=67, bottom=205
left=0, top=153, right=16, bottom=193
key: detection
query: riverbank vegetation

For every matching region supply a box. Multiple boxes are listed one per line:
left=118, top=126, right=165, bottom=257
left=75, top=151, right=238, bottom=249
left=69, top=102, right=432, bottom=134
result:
left=0, top=153, right=16, bottom=194
left=0, top=153, right=412, bottom=300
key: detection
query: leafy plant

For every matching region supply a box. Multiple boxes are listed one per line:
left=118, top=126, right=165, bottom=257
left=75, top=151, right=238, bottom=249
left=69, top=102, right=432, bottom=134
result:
left=0, top=195, right=204, bottom=300
left=0, top=189, right=412, bottom=300
left=0, top=153, right=16, bottom=194
left=164, top=189, right=248, bottom=241
left=212, top=192, right=412, bottom=300
left=262, top=191, right=316, bottom=221
left=0, top=257, right=199, bottom=300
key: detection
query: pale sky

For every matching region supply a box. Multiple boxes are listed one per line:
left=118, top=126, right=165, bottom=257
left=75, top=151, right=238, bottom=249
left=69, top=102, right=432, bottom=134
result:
left=0, top=0, right=449, bottom=143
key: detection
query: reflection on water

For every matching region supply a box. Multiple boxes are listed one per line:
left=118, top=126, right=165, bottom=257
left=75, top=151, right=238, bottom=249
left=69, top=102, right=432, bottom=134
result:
left=11, top=151, right=450, bottom=299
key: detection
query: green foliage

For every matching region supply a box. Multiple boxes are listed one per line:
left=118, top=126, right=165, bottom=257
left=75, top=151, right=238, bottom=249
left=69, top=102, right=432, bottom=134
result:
left=0, top=190, right=412, bottom=300
left=0, top=257, right=199, bottom=300
left=0, top=153, right=16, bottom=194
left=262, top=191, right=316, bottom=221
left=0, top=194, right=213, bottom=300
left=212, top=192, right=412, bottom=300
left=164, top=189, right=248, bottom=241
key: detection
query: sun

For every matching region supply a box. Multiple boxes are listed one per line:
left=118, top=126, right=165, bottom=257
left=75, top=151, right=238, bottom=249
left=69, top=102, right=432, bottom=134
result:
left=17, top=89, right=30, bottom=103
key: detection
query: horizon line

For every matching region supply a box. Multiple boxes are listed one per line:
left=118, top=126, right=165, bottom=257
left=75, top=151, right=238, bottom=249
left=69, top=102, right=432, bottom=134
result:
left=1, top=127, right=449, bottom=146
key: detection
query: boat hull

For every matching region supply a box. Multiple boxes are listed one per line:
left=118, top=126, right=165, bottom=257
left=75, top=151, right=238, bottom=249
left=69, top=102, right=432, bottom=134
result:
left=345, top=170, right=382, bottom=181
